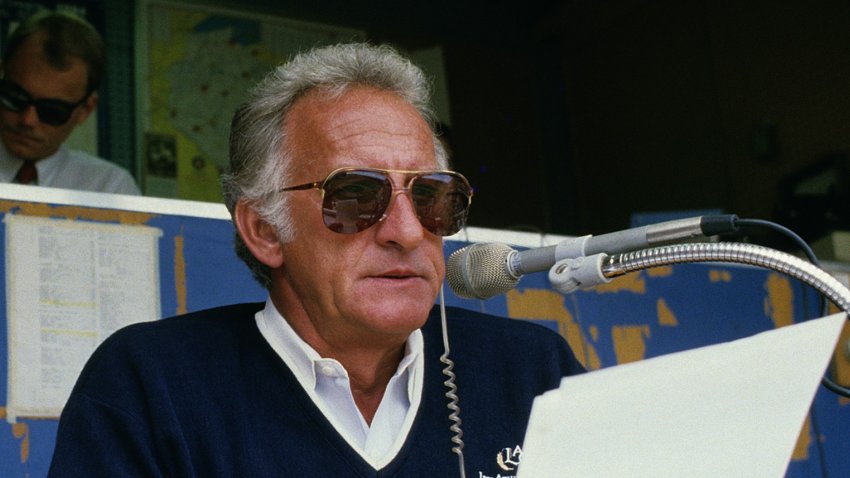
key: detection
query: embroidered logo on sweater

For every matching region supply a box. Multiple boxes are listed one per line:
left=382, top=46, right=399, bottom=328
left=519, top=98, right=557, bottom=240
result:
left=496, top=444, right=522, bottom=471
left=477, top=444, right=522, bottom=478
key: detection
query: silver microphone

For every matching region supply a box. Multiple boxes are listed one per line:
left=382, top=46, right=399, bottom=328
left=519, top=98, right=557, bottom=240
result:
left=446, top=214, right=739, bottom=299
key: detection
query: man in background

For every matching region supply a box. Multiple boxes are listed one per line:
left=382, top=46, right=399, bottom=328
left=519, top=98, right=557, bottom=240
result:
left=0, top=10, right=139, bottom=194
left=49, top=43, right=584, bottom=476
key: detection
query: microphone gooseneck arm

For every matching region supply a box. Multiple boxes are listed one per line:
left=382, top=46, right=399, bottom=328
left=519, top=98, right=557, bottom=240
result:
left=552, top=242, right=850, bottom=313
left=547, top=241, right=850, bottom=398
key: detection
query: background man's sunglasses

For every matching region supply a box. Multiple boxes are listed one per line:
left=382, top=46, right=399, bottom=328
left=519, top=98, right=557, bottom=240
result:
left=279, top=167, right=474, bottom=236
left=0, top=81, right=88, bottom=126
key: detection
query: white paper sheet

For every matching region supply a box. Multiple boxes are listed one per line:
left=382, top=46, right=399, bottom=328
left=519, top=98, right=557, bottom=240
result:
left=518, top=313, right=847, bottom=478
left=5, top=215, right=162, bottom=422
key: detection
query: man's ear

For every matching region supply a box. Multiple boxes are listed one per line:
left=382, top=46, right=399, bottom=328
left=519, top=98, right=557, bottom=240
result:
left=234, top=200, right=284, bottom=269
left=75, top=91, right=98, bottom=125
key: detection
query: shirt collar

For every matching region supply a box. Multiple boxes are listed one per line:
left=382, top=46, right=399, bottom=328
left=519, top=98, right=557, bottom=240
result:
left=255, top=297, right=423, bottom=397
left=0, top=143, right=67, bottom=182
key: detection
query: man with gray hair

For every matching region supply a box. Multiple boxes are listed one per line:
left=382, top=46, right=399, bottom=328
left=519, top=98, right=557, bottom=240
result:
left=49, top=43, right=583, bottom=476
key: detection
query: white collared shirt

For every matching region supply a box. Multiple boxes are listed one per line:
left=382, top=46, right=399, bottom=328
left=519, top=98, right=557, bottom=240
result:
left=255, top=299, right=424, bottom=469
left=0, top=144, right=140, bottom=195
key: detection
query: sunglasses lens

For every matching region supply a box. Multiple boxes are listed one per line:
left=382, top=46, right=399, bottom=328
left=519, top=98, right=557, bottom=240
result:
left=35, top=101, right=74, bottom=126
left=0, top=87, right=27, bottom=113
left=411, top=173, right=472, bottom=236
left=322, top=170, right=391, bottom=233
left=0, top=82, right=77, bottom=126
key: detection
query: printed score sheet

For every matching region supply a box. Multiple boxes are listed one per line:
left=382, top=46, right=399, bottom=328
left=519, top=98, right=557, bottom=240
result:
left=5, top=215, right=162, bottom=422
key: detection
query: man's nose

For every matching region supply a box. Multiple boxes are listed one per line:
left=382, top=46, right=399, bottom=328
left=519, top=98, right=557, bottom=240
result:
left=374, top=188, right=426, bottom=248
left=18, top=105, right=40, bottom=126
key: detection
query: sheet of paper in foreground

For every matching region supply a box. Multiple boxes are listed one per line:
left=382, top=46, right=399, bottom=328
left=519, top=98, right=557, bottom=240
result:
left=518, top=313, right=847, bottom=478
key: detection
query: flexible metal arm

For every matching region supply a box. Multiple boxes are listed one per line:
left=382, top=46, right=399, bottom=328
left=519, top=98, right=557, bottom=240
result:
left=605, top=243, right=850, bottom=312
left=550, top=242, right=850, bottom=312
left=548, top=241, right=850, bottom=397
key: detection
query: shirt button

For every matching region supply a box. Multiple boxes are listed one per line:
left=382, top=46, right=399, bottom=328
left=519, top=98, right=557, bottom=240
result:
left=320, top=365, right=337, bottom=377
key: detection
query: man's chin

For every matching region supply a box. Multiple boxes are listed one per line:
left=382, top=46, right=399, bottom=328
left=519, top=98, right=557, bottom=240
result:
left=5, top=143, right=46, bottom=162
left=1, top=133, right=47, bottom=160
left=369, top=302, right=432, bottom=331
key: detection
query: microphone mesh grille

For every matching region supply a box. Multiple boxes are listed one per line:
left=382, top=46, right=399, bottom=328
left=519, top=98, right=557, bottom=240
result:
left=446, top=243, right=519, bottom=299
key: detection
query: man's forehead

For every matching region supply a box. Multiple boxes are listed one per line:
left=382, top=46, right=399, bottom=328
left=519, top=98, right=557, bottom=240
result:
left=289, top=86, right=424, bottom=126
left=283, top=86, right=435, bottom=169
left=3, top=32, right=90, bottom=97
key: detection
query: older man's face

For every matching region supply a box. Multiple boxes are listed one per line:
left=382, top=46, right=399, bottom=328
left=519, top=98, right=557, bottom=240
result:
left=273, top=86, right=445, bottom=353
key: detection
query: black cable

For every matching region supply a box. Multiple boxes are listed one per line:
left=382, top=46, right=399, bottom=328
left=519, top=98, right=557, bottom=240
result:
left=734, top=218, right=829, bottom=316
left=734, top=218, right=820, bottom=263
left=730, top=218, right=850, bottom=398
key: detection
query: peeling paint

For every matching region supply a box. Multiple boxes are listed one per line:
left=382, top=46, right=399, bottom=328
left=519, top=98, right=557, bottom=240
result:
left=506, top=288, right=601, bottom=370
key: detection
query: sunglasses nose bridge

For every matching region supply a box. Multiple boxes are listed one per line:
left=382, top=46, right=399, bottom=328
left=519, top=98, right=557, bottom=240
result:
left=374, top=184, right=424, bottom=230
left=18, top=103, right=41, bottom=124
left=374, top=171, right=416, bottom=215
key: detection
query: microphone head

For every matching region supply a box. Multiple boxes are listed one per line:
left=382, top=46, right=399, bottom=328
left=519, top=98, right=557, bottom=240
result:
left=446, top=242, right=520, bottom=299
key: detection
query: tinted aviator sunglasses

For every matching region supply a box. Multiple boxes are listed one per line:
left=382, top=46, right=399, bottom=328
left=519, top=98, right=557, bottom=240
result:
left=0, top=81, right=89, bottom=126
left=279, top=167, right=473, bottom=236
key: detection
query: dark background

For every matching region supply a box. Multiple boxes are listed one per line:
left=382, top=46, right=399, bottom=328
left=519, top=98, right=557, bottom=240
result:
left=185, top=0, right=850, bottom=242
left=7, top=0, right=850, bottom=241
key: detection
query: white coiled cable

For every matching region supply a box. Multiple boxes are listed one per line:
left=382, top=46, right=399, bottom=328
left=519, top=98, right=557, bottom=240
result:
left=438, top=286, right=466, bottom=478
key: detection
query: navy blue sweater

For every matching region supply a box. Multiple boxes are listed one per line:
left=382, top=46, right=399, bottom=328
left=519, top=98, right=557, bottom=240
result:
left=48, top=303, right=584, bottom=477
